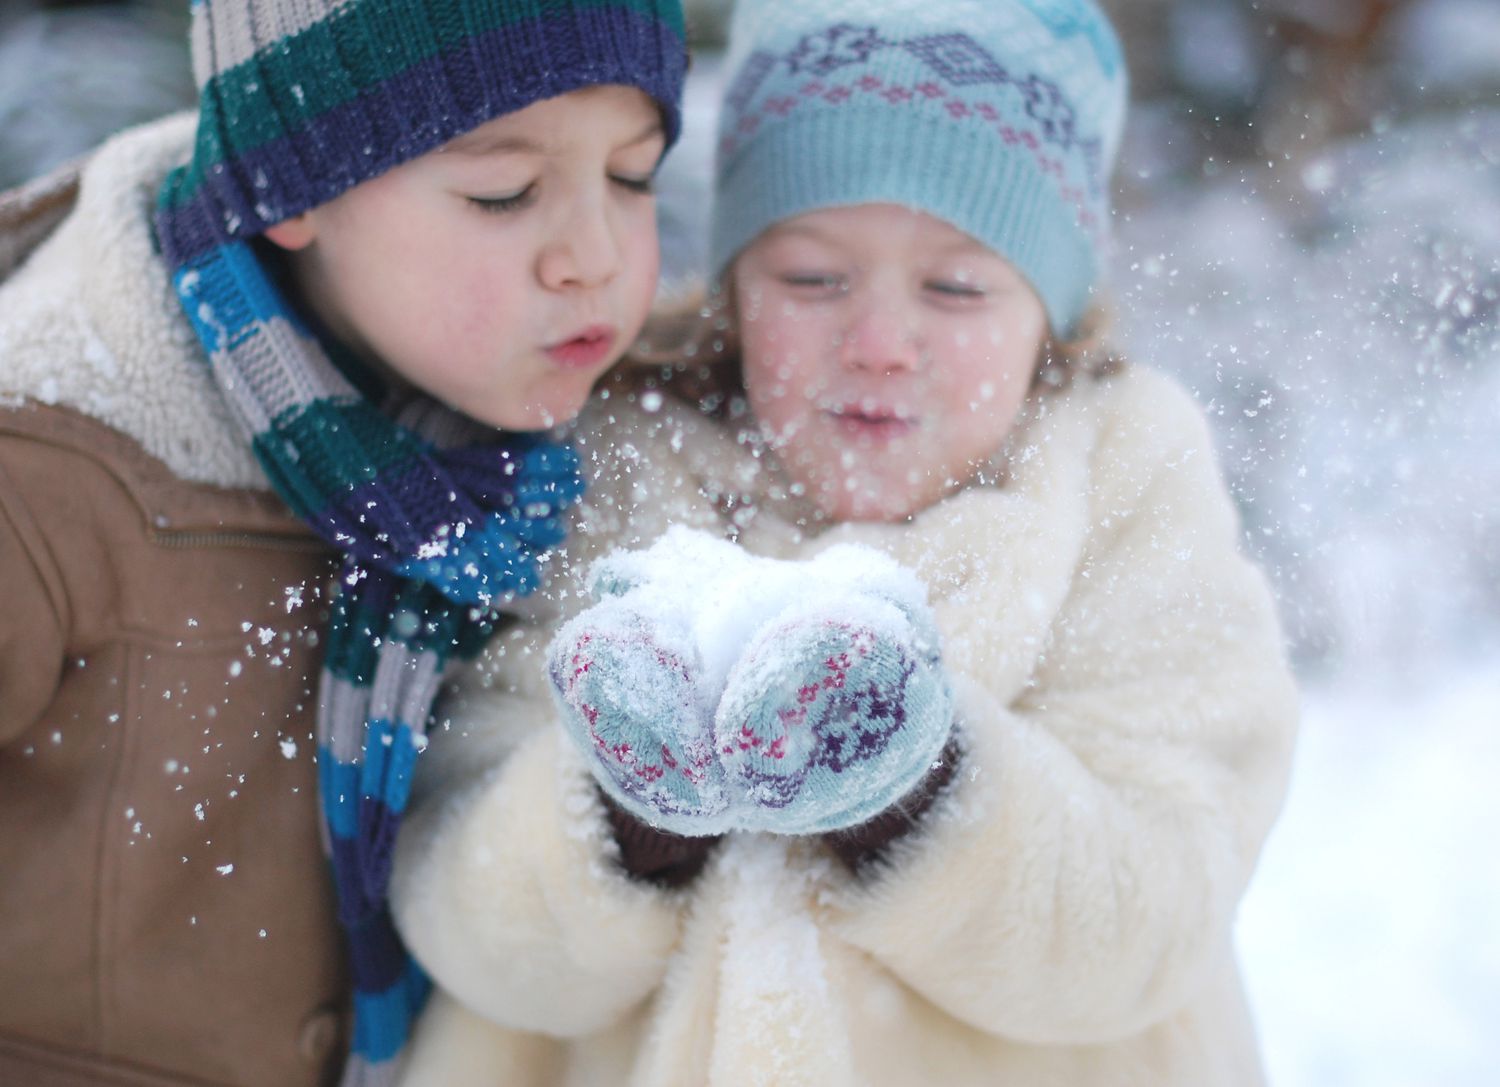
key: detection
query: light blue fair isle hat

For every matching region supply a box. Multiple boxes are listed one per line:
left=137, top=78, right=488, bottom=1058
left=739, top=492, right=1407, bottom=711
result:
left=710, top=0, right=1127, bottom=336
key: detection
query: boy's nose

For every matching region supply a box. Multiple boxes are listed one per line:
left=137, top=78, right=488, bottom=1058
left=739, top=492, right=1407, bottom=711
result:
left=838, top=296, right=922, bottom=374
left=537, top=199, right=623, bottom=291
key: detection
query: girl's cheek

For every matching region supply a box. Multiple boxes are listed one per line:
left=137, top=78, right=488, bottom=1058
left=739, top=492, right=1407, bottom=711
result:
left=737, top=282, right=767, bottom=323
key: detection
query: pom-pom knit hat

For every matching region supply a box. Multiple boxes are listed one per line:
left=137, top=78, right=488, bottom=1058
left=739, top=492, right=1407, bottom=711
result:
left=711, top=0, right=1127, bottom=336
left=148, top=4, right=686, bottom=1086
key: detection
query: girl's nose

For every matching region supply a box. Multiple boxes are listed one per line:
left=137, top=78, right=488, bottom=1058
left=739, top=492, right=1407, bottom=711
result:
left=537, top=195, right=623, bottom=291
left=837, top=293, right=922, bottom=374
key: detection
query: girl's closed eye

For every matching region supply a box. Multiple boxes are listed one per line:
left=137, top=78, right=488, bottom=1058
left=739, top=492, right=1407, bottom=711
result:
left=926, top=278, right=989, bottom=299
left=779, top=271, right=848, bottom=294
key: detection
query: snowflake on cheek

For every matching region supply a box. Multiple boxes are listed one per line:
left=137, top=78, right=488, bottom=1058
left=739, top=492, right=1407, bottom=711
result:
left=1020, top=75, right=1077, bottom=148
left=786, top=24, right=888, bottom=77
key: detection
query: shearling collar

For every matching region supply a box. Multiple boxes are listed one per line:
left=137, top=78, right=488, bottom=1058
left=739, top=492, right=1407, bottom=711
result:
left=0, top=113, right=266, bottom=490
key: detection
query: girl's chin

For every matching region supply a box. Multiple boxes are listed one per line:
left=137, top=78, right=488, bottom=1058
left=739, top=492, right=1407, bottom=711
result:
left=813, top=481, right=922, bottom=523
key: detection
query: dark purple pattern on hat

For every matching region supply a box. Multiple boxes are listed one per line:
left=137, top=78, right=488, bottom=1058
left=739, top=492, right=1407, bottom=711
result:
left=903, top=33, right=1011, bottom=86
left=786, top=24, right=890, bottom=76
left=1020, top=74, right=1077, bottom=148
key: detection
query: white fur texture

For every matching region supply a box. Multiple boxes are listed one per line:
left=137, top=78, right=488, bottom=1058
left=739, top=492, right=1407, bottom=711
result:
left=0, top=113, right=266, bottom=489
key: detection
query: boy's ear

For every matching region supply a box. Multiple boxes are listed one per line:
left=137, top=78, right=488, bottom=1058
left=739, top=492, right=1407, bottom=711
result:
left=263, top=212, right=317, bottom=251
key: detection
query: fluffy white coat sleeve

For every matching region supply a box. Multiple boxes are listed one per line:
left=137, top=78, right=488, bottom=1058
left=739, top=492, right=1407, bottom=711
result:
left=812, top=368, right=1299, bottom=1044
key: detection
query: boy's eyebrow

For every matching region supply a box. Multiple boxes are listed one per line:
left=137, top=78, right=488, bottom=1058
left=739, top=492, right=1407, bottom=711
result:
left=445, top=119, right=665, bottom=158
left=445, top=132, right=548, bottom=157
left=618, top=120, right=667, bottom=148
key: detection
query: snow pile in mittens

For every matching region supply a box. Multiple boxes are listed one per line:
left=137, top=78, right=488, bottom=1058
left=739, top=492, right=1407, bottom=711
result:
left=547, top=526, right=954, bottom=836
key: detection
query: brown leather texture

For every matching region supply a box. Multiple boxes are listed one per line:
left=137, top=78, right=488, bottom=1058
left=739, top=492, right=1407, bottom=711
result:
left=0, top=403, right=349, bottom=1087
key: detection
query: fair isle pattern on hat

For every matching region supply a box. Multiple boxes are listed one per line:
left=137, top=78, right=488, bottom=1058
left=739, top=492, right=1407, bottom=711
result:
left=711, top=0, right=1126, bottom=336
left=151, top=3, right=684, bottom=1084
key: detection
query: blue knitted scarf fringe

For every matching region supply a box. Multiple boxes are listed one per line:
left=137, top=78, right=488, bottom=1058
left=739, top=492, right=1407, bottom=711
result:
left=161, top=223, right=582, bottom=1085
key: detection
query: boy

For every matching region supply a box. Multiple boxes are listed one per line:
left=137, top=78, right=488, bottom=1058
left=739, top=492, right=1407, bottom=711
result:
left=0, top=2, right=685, bottom=1084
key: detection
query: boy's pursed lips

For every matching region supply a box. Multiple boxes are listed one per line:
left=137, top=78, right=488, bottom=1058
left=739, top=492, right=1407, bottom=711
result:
left=544, top=323, right=617, bottom=369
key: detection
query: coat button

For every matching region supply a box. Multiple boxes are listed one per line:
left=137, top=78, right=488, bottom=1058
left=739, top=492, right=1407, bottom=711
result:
left=298, top=1007, right=342, bottom=1063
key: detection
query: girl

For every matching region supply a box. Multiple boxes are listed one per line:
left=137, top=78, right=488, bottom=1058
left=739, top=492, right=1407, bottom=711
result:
left=391, top=0, right=1298, bottom=1084
left=0, top=2, right=685, bottom=1084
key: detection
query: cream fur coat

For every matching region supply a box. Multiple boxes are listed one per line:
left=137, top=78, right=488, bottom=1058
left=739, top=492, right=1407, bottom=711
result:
left=390, top=365, right=1299, bottom=1087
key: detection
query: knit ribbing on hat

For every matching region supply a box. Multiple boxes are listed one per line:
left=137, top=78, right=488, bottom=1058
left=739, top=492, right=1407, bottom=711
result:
left=710, top=0, right=1127, bottom=336
left=157, top=0, right=686, bottom=267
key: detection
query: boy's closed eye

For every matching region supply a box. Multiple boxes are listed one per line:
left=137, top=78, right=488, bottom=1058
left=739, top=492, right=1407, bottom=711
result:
left=467, top=170, right=656, bottom=215
left=609, top=172, right=657, bottom=196
left=468, top=185, right=535, bottom=214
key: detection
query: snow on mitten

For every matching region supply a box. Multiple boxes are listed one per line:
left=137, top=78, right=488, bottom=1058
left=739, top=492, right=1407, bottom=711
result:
left=714, top=553, right=955, bottom=836
left=548, top=597, right=729, bottom=836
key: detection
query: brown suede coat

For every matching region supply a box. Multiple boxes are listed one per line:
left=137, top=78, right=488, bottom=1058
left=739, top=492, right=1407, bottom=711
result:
left=1, top=124, right=349, bottom=1086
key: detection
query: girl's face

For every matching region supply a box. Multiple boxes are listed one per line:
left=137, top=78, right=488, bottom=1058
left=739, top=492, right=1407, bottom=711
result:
left=733, top=204, right=1048, bottom=522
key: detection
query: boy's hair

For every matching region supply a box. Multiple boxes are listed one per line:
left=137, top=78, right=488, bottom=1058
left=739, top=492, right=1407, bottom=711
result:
left=710, top=0, right=1127, bottom=340
left=156, top=0, right=687, bottom=268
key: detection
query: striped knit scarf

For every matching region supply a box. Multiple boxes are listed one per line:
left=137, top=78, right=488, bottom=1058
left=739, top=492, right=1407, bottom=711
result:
left=157, top=227, right=582, bottom=1083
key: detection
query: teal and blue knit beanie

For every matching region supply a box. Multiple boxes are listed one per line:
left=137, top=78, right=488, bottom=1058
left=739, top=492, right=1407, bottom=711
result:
left=159, top=0, right=687, bottom=258
left=711, top=0, right=1127, bottom=336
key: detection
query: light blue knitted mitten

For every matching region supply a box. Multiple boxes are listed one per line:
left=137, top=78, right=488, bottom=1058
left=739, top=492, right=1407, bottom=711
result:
left=715, top=590, right=955, bottom=835
left=548, top=596, right=729, bottom=836
left=550, top=528, right=953, bottom=838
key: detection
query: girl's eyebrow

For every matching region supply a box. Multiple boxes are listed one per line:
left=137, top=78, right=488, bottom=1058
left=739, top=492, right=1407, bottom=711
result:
left=763, top=222, right=840, bottom=245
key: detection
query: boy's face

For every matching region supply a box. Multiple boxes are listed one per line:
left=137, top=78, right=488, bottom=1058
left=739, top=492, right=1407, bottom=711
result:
left=266, top=85, right=665, bottom=431
left=733, top=204, right=1048, bottom=522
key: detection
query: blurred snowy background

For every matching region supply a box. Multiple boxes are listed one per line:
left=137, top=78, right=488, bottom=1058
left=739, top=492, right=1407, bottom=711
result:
left=3, top=0, right=1496, bottom=1082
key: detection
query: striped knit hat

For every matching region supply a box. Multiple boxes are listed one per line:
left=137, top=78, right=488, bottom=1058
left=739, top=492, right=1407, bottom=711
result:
left=711, top=0, right=1127, bottom=336
left=158, top=0, right=687, bottom=261
left=151, top=4, right=686, bottom=1085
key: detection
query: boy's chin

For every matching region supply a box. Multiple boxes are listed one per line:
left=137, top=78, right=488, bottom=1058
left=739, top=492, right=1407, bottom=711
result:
left=462, top=391, right=591, bottom=433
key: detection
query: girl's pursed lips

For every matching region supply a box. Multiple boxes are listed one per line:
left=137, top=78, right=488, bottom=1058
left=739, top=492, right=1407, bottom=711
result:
left=822, top=407, right=918, bottom=441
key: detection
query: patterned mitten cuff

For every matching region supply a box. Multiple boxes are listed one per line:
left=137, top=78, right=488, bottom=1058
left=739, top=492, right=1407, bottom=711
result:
left=823, top=732, right=962, bottom=873
left=549, top=598, right=729, bottom=836
left=714, top=592, right=955, bottom=836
